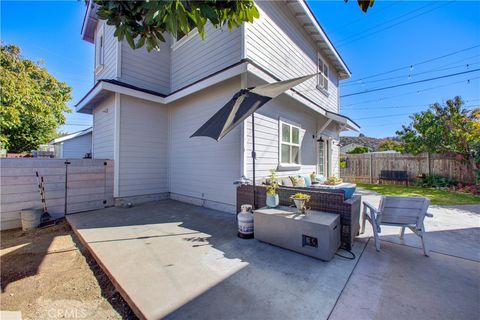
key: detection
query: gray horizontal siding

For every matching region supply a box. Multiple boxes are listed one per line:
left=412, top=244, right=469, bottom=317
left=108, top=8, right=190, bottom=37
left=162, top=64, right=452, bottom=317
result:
left=168, top=78, right=241, bottom=211
left=92, top=94, right=115, bottom=159
left=171, top=24, right=242, bottom=92
left=246, top=1, right=339, bottom=113
left=118, top=95, right=169, bottom=197
left=120, top=38, right=171, bottom=94
left=95, top=22, right=118, bottom=82
left=244, top=95, right=319, bottom=180
left=62, top=133, right=92, bottom=159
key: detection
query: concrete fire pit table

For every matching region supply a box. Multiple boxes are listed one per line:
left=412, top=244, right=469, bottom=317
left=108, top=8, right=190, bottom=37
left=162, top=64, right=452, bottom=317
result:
left=254, top=206, right=341, bottom=261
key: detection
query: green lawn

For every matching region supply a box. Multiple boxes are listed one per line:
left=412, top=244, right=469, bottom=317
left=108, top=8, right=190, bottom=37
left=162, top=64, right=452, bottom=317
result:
left=357, top=183, right=480, bottom=206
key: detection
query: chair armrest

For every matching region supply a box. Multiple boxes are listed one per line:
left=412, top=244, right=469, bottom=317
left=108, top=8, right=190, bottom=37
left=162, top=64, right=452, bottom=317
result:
left=425, top=212, right=434, bottom=218
left=363, top=201, right=381, bottom=215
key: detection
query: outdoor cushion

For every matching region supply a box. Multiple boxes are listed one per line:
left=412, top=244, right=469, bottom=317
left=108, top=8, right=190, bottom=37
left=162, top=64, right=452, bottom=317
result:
left=303, top=174, right=312, bottom=187
left=342, top=187, right=356, bottom=199
left=282, top=177, right=293, bottom=187
left=316, top=175, right=326, bottom=183
left=291, top=176, right=305, bottom=187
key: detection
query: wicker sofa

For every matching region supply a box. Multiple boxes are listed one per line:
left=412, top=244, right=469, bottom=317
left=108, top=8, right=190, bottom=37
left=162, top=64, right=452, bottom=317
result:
left=236, top=184, right=361, bottom=250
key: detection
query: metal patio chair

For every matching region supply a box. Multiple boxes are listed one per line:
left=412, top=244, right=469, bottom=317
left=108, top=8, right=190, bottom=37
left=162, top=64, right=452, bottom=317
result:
left=361, top=196, right=433, bottom=256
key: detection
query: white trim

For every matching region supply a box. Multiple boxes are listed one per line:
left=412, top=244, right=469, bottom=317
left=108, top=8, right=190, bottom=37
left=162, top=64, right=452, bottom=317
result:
left=165, top=63, right=247, bottom=103
left=240, top=23, right=247, bottom=59
left=325, top=111, right=360, bottom=132
left=113, top=93, right=121, bottom=198
left=171, top=28, right=199, bottom=51
left=77, top=62, right=249, bottom=113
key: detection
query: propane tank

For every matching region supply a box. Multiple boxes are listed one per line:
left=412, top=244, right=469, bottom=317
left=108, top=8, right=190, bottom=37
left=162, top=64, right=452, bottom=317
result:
left=237, top=204, right=254, bottom=239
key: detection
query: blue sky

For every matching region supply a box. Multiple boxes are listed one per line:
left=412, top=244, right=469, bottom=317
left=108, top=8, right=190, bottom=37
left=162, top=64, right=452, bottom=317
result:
left=2, top=0, right=479, bottom=138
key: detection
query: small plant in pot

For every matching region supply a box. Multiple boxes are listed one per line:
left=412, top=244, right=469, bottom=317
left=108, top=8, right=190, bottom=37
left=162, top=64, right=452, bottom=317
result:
left=290, top=193, right=311, bottom=214
left=266, top=170, right=280, bottom=208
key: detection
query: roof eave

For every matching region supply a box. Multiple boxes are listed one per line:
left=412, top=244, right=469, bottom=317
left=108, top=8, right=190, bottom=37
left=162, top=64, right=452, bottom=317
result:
left=287, top=0, right=352, bottom=79
left=81, top=0, right=97, bottom=43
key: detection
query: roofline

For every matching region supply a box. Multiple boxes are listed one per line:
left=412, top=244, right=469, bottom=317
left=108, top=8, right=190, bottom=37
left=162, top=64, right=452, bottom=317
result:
left=50, top=127, right=93, bottom=144
left=75, top=58, right=359, bottom=130
left=298, top=0, right=352, bottom=77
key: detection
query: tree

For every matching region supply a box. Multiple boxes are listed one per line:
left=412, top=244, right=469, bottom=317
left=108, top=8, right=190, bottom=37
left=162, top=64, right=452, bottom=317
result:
left=396, top=97, right=479, bottom=162
left=378, top=139, right=404, bottom=152
left=347, top=146, right=369, bottom=154
left=93, top=0, right=375, bottom=52
left=0, top=45, right=72, bottom=152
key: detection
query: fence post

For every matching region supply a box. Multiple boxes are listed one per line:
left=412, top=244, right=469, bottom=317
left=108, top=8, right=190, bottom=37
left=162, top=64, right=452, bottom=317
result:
left=64, top=160, right=71, bottom=216
left=426, top=152, right=431, bottom=175
left=369, top=154, right=373, bottom=184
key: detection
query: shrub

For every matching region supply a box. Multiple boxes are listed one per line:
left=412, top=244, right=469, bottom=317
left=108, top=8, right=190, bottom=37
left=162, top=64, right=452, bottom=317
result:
left=414, top=174, right=456, bottom=188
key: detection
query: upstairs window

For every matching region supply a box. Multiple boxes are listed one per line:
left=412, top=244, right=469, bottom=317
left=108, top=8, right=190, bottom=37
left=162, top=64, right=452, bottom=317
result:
left=317, top=57, right=329, bottom=93
left=280, top=122, right=301, bottom=165
left=95, top=26, right=104, bottom=72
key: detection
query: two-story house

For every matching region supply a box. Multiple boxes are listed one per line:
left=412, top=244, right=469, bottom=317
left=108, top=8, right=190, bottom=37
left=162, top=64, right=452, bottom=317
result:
left=76, top=0, right=359, bottom=213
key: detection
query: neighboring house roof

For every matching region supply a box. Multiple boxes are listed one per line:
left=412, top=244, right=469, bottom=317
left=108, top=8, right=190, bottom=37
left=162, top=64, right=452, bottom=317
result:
left=50, top=127, right=92, bottom=145
left=80, top=0, right=351, bottom=78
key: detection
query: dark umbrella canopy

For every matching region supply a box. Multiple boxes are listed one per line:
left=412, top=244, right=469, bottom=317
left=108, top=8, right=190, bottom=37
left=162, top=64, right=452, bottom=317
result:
left=190, top=73, right=317, bottom=141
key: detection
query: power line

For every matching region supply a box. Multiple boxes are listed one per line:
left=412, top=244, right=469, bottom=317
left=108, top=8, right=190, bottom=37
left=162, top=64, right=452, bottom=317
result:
left=337, top=1, right=454, bottom=47
left=342, top=44, right=480, bottom=83
left=341, top=68, right=480, bottom=98
left=342, top=99, right=480, bottom=110
left=341, top=56, right=480, bottom=88
left=353, top=105, right=477, bottom=120
left=328, top=1, right=400, bottom=35
left=341, top=76, right=480, bottom=108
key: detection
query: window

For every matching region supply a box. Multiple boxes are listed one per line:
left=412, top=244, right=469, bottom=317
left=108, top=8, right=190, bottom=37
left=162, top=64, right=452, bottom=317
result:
left=95, top=26, right=104, bottom=72
left=280, top=122, right=301, bottom=165
left=317, top=57, right=329, bottom=92
left=317, top=138, right=331, bottom=177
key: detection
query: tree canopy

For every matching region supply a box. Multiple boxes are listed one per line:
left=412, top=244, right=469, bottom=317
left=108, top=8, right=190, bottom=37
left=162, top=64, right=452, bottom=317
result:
left=378, top=139, right=404, bottom=153
left=0, top=44, right=72, bottom=152
left=93, top=0, right=375, bottom=51
left=396, top=96, right=479, bottom=161
left=347, top=146, right=370, bottom=154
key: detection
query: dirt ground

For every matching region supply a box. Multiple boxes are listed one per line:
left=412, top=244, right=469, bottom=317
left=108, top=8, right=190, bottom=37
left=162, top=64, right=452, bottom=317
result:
left=0, top=220, right=137, bottom=320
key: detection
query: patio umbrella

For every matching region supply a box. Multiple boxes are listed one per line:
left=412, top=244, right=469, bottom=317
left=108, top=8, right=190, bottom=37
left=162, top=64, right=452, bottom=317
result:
left=190, top=73, right=318, bottom=208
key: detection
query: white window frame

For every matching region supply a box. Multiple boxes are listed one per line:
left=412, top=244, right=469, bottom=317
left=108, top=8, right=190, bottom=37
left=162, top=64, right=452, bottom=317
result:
left=171, top=28, right=199, bottom=51
left=317, top=55, right=329, bottom=96
left=95, top=24, right=105, bottom=74
left=317, top=137, right=332, bottom=177
left=279, top=120, right=302, bottom=169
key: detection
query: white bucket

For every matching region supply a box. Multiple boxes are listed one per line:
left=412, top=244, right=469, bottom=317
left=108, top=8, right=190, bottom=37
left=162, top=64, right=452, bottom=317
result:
left=20, top=208, right=43, bottom=231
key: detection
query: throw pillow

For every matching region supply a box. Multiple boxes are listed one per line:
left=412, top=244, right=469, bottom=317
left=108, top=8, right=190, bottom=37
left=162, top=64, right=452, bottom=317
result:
left=303, top=174, right=312, bottom=187
left=291, top=176, right=305, bottom=187
left=282, top=177, right=293, bottom=187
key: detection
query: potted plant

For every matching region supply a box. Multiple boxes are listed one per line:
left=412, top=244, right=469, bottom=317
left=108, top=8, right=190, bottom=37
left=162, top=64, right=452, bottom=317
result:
left=266, top=170, right=280, bottom=208
left=324, top=176, right=343, bottom=185
left=290, top=193, right=311, bottom=213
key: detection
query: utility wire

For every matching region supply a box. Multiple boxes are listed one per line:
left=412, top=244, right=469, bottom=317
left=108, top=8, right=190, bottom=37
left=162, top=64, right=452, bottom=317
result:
left=342, top=44, right=480, bottom=84
left=354, top=105, right=477, bottom=120
left=328, top=1, right=400, bottom=35
left=342, top=56, right=480, bottom=87
left=341, top=76, right=480, bottom=108
left=341, top=69, right=480, bottom=97
left=337, top=1, right=454, bottom=47
left=342, top=99, right=480, bottom=110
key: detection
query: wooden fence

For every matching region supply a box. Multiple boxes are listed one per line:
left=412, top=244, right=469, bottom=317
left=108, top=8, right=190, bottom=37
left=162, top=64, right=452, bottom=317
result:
left=0, top=159, right=113, bottom=230
left=340, top=153, right=474, bottom=184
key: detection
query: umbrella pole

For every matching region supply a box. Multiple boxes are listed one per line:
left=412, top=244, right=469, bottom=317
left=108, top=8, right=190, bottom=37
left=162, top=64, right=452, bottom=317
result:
left=251, top=113, right=257, bottom=209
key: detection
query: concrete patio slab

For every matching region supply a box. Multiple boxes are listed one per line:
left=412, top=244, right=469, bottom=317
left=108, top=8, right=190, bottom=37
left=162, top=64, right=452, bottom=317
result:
left=329, top=239, right=480, bottom=320
left=358, top=189, right=480, bottom=261
left=67, top=200, right=366, bottom=320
